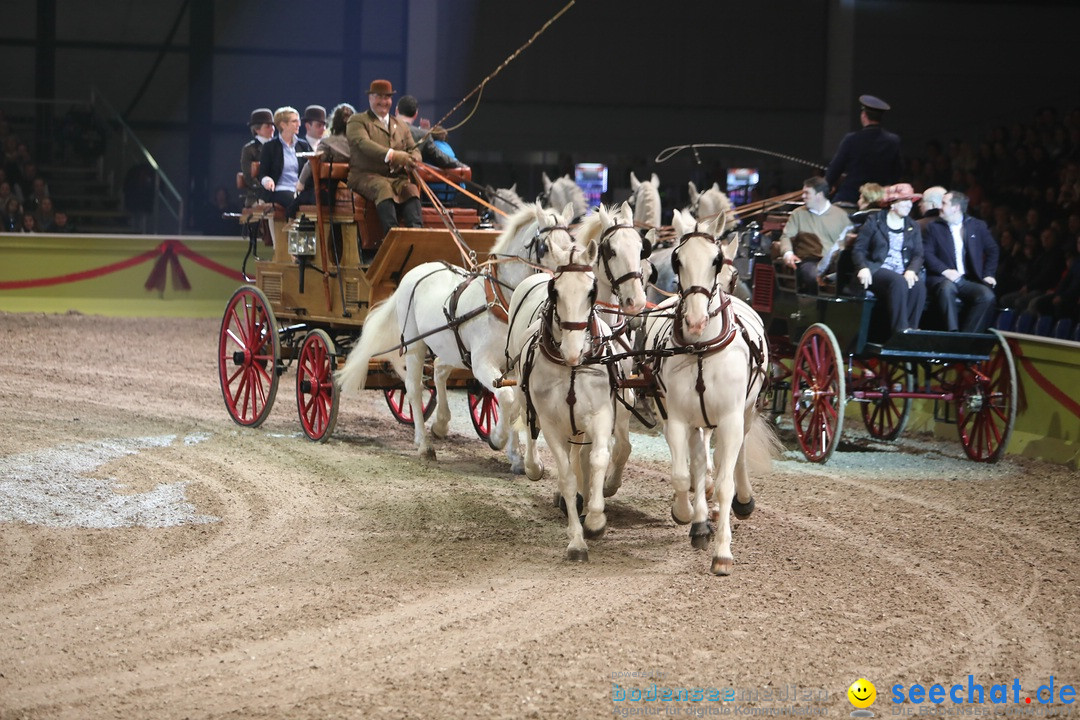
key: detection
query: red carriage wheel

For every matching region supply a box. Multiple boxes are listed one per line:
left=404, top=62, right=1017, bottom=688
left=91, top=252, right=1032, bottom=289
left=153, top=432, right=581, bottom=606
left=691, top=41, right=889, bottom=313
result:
left=296, top=329, right=339, bottom=442
left=467, top=385, right=501, bottom=449
left=855, top=357, right=912, bottom=441
left=791, top=323, right=846, bottom=463
left=954, top=330, right=1017, bottom=462
left=218, top=286, right=280, bottom=428
left=384, top=386, right=437, bottom=425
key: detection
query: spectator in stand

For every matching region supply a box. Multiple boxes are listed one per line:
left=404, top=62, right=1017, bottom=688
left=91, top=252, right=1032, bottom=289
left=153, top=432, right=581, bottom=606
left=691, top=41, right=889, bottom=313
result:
left=851, top=183, right=926, bottom=339
left=20, top=212, right=39, bottom=233
left=259, top=106, right=313, bottom=217
left=52, top=211, right=75, bottom=233
left=0, top=180, right=14, bottom=210
left=297, top=102, right=355, bottom=198
left=1001, top=227, right=1064, bottom=310
left=240, top=108, right=274, bottom=208
left=1030, top=233, right=1080, bottom=321
left=922, top=190, right=999, bottom=333
left=1, top=196, right=21, bottom=231
left=25, top=176, right=49, bottom=213
left=301, top=105, right=327, bottom=153
left=825, top=95, right=903, bottom=205
left=33, top=196, right=56, bottom=232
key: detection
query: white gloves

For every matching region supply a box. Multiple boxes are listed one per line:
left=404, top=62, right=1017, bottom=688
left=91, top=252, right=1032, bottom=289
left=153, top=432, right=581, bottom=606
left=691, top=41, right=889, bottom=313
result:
left=857, top=268, right=872, bottom=289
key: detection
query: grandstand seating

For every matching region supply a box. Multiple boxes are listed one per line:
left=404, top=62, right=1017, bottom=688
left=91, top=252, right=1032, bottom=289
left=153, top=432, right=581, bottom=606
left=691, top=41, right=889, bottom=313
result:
left=1015, top=311, right=1038, bottom=335
left=993, top=307, right=1015, bottom=332
left=1053, top=317, right=1074, bottom=340
left=1034, top=314, right=1054, bottom=337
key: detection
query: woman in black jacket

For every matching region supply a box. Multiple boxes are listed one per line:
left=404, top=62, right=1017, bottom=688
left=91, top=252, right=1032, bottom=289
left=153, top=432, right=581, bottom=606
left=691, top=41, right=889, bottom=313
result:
left=851, top=183, right=927, bottom=339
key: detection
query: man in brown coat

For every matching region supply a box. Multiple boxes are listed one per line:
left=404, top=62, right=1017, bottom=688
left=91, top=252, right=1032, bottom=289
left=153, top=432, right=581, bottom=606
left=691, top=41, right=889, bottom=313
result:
left=346, top=79, right=422, bottom=239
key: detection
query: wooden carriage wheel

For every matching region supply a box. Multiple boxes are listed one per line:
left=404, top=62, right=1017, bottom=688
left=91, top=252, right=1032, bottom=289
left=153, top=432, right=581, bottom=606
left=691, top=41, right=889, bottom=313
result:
left=854, top=357, right=912, bottom=441
left=954, top=330, right=1017, bottom=462
left=218, top=286, right=280, bottom=428
left=384, top=386, right=437, bottom=425
left=296, top=329, right=339, bottom=443
left=791, top=323, right=846, bottom=463
left=467, top=384, right=500, bottom=449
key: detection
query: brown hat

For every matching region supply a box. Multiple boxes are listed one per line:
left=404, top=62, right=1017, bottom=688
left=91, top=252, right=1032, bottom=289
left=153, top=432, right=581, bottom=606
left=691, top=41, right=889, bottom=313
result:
left=879, top=183, right=922, bottom=206
left=249, top=108, right=273, bottom=126
left=368, top=79, right=395, bottom=95
left=303, top=104, right=326, bottom=123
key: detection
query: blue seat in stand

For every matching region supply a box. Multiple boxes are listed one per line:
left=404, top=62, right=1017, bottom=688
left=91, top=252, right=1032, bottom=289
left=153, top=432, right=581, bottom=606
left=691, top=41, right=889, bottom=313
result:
left=1034, top=314, right=1054, bottom=337
left=993, top=307, right=1015, bottom=332
left=1053, top=317, right=1074, bottom=340
left=1015, top=311, right=1037, bottom=334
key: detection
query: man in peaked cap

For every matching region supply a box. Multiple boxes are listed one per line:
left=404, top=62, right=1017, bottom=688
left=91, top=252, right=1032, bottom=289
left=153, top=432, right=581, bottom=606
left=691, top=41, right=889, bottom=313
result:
left=346, top=79, right=423, bottom=243
left=240, top=107, right=274, bottom=207
left=824, top=94, right=903, bottom=205
left=302, top=105, right=327, bottom=152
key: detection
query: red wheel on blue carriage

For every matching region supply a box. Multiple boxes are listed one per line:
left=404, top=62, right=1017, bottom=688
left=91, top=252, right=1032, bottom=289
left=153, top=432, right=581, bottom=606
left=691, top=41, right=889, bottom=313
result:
left=218, top=286, right=280, bottom=428
left=296, top=329, right=339, bottom=442
left=854, top=357, right=912, bottom=441
left=791, top=323, right=846, bottom=463
left=954, top=330, right=1017, bottom=462
left=384, top=386, right=437, bottom=425
left=467, top=384, right=500, bottom=449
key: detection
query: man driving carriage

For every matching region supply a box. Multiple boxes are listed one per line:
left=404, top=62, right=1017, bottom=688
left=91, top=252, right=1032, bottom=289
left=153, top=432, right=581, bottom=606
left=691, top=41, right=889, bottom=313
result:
left=346, top=79, right=423, bottom=241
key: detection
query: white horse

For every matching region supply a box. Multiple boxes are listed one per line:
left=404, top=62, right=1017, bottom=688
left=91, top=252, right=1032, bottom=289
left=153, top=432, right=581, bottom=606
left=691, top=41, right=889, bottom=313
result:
left=641, top=208, right=776, bottom=575
left=686, top=181, right=736, bottom=226
left=486, top=183, right=525, bottom=229
left=337, top=201, right=579, bottom=471
left=506, top=203, right=650, bottom=491
left=508, top=239, right=616, bottom=562
left=629, top=172, right=662, bottom=229
left=541, top=172, right=588, bottom=219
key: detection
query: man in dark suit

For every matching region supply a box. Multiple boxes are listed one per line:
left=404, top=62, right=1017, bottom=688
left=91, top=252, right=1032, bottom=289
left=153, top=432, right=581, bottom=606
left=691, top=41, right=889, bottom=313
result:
left=922, top=190, right=1000, bottom=332
left=825, top=95, right=903, bottom=205
left=240, top=108, right=274, bottom=207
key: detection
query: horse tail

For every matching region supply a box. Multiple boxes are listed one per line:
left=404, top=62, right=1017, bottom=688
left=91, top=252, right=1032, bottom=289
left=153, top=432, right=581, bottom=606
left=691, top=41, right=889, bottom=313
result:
left=336, top=299, right=400, bottom=394
left=745, top=412, right=783, bottom=475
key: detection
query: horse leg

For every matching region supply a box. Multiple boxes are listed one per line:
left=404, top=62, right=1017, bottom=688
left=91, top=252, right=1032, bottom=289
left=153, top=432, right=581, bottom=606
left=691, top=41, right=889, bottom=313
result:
left=730, top=411, right=761, bottom=520
left=583, top=411, right=613, bottom=540
left=665, top=419, right=693, bottom=525
left=688, top=428, right=714, bottom=550
left=508, top=384, right=544, bottom=480
left=709, top=422, right=744, bottom=576
left=403, top=349, right=435, bottom=459
left=493, top=386, right=525, bottom=474
left=550, top=439, right=588, bottom=562
left=603, top=393, right=632, bottom=497
left=430, top=359, right=453, bottom=439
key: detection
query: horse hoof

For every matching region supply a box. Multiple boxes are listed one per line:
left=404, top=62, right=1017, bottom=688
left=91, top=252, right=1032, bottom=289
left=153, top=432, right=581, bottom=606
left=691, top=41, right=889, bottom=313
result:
left=526, top=462, right=544, bottom=481
left=689, top=521, right=714, bottom=551
left=603, top=481, right=622, bottom=498
left=583, top=519, right=607, bottom=540
left=670, top=507, right=691, bottom=526
left=731, top=496, right=755, bottom=520
left=421, top=447, right=437, bottom=461
left=710, top=557, right=733, bottom=576
left=566, top=547, right=589, bottom=563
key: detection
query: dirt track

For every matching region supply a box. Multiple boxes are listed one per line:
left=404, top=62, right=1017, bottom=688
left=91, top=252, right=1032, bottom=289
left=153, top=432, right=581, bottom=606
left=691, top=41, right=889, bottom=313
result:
left=1, top=312, right=1078, bottom=719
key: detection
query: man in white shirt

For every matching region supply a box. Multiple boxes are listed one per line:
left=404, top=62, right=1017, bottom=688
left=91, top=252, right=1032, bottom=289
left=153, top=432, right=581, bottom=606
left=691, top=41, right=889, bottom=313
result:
left=778, top=176, right=853, bottom=293
left=922, top=190, right=1000, bottom=332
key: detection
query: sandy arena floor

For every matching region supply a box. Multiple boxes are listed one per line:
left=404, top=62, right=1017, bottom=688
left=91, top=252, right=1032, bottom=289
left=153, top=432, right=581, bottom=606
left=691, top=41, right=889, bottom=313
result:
left=0, top=312, right=1077, bottom=719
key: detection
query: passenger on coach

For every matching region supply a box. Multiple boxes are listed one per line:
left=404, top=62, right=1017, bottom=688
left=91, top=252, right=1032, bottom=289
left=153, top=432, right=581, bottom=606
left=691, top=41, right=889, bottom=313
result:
left=851, top=183, right=927, bottom=339
left=301, top=105, right=327, bottom=153
left=240, top=108, right=274, bottom=208
left=777, top=176, right=853, bottom=293
left=258, top=106, right=313, bottom=217
left=296, top=103, right=355, bottom=197
left=346, top=79, right=422, bottom=239
left=922, top=190, right=999, bottom=333
left=916, top=185, right=947, bottom=232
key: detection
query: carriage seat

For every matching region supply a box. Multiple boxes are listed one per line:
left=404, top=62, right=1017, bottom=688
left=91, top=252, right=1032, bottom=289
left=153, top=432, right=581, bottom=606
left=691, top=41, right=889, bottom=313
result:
left=416, top=164, right=472, bottom=186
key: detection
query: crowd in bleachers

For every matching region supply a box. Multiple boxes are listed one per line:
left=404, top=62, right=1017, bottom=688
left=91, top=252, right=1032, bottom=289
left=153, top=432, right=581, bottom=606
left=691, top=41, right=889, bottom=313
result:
left=905, top=106, right=1080, bottom=337
left=0, top=109, right=76, bottom=233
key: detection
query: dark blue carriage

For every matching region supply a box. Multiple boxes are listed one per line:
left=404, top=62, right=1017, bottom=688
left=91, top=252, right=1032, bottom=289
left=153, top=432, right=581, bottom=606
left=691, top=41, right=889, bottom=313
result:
left=739, top=203, right=1017, bottom=464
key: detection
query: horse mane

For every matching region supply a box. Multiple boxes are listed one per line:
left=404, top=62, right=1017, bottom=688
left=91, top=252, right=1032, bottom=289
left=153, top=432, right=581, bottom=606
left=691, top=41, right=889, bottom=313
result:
left=490, top=202, right=543, bottom=255
left=574, top=202, right=631, bottom=244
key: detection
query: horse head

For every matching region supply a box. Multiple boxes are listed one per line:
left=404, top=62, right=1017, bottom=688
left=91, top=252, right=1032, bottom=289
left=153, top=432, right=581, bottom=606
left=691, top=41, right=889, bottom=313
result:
left=575, top=202, right=649, bottom=314
left=670, top=208, right=739, bottom=339
left=541, top=172, right=587, bottom=220
left=545, top=238, right=599, bottom=367
left=487, top=183, right=524, bottom=228
left=629, top=172, right=662, bottom=229
left=687, top=181, right=737, bottom=229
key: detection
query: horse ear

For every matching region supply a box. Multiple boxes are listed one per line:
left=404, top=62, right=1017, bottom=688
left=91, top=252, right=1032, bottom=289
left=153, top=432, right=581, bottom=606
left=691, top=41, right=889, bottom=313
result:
left=598, top=204, right=611, bottom=226
left=509, top=183, right=517, bottom=194
left=618, top=202, right=633, bottom=223
left=630, top=172, right=640, bottom=190
left=584, top=237, right=600, bottom=266
left=671, top=208, right=687, bottom=236
left=688, top=182, right=700, bottom=203
left=711, top=182, right=722, bottom=192
left=650, top=173, right=660, bottom=187
left=560, top=202, right=575, bottom=224
left=722, top=233, right=739, bottom=261
left=542, top=172, right=552, bottom=191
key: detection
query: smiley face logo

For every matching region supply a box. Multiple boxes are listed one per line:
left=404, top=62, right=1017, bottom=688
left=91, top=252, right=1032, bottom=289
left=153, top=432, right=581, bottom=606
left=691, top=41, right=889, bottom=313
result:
left=848, top=678, right=877, bottom=709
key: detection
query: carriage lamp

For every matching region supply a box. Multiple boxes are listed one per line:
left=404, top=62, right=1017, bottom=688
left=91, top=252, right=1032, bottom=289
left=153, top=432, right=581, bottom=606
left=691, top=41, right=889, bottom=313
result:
left=288, top=215, right=318, bottom=293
